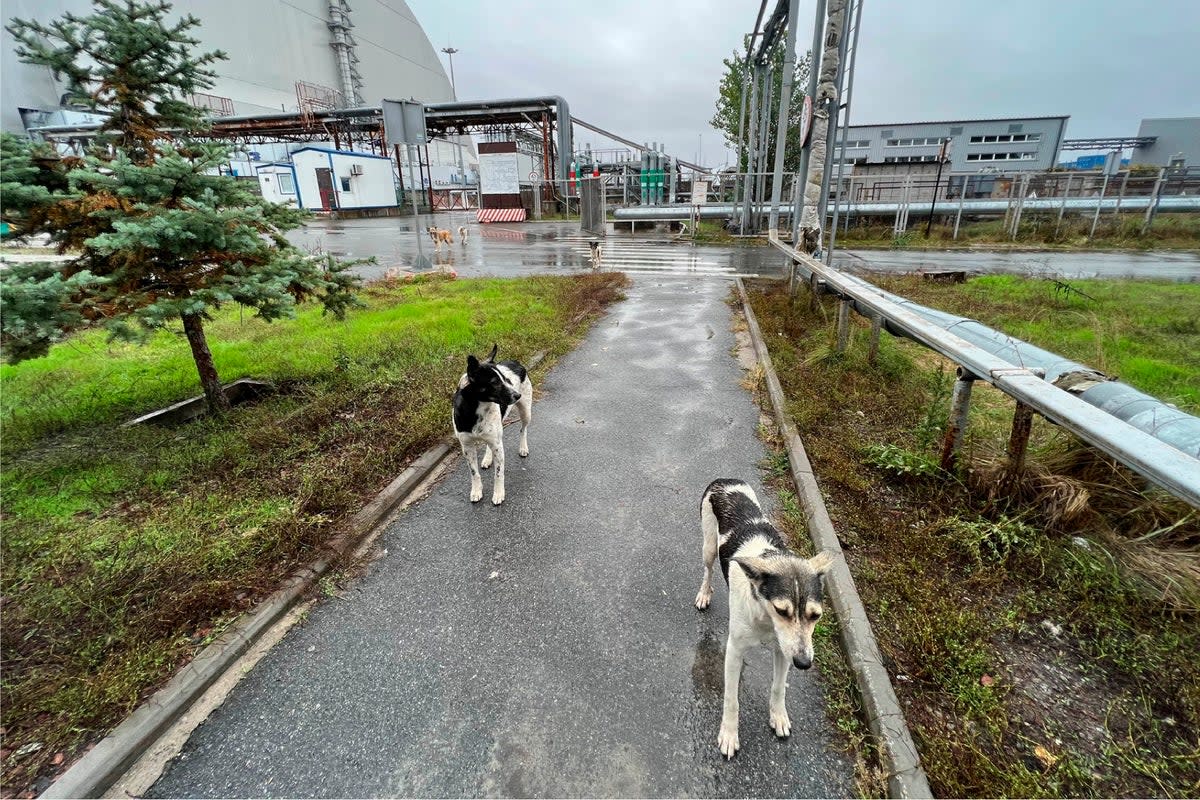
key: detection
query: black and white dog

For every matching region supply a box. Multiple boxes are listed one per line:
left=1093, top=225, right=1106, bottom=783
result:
left=695, top=478, right=834, bottom=759
left=452, top=345, right=532, bottom=506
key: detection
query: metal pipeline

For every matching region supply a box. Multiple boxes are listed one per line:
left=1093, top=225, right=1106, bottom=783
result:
left=766, top=237, right=1200, bottom=506
left=613, top=195, right=1200, bottom=220
left=832, top=271, right=1200, bottom=458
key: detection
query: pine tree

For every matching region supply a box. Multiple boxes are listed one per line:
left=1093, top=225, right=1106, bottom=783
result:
left=2, top=0, right=359, bottom=413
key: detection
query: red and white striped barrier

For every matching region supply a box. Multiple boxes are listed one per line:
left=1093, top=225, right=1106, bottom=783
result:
left=477, top=208, right=527, bottom=223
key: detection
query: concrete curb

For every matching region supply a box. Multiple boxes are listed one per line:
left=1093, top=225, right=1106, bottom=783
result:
left=41, top=352, right=547, bottom=799
left=734, top=279, right=932, bottom=800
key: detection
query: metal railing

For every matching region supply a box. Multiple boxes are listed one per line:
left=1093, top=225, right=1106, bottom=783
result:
left=766, top=234, right=1200, bottom=509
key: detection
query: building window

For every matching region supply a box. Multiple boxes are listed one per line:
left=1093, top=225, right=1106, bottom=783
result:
left=844, top=139, right=870, bottom=148
left=885, top=136, right=942, bottom=147
left=340, top=176, right=352, bottom=191
left=277, top=172, right=296, bottom=194
left=966, top=151, right=1039, bottom=162
left=970, top=133, right=1042, bottom=144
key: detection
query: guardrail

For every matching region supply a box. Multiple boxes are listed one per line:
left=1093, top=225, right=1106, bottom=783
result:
left=765, top=234, right=1200, bottom=509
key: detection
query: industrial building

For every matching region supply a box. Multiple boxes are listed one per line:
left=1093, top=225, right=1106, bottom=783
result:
left=841, top=115, right=1069, bottom=173
left=1131, top=118, right=1200, bottom=169
left=1, top=0, right=475, bottom=180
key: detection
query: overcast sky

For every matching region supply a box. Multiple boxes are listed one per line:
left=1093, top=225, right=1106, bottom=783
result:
left=408, top=0, right=1200, bottom=168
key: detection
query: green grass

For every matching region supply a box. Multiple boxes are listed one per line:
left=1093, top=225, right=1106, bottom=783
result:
left=0, top=272, right=628, bottom=796
left=871, top=274, right=1200, bottom=414
left=743, top=279, right=1199, bottom=798
left=836, top=212, right=1200, bottom=250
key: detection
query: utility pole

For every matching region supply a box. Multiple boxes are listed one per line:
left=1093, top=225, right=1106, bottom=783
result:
left=925, top=137, right=950, bottom=238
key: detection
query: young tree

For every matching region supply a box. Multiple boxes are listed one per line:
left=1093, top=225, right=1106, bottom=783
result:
left=1, top=0, right=359, bottom=413
left=711, top=40, right=811, bottom=174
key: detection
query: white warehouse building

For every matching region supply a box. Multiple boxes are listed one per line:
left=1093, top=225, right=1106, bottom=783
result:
left=257, top=148, right=396, bottom=211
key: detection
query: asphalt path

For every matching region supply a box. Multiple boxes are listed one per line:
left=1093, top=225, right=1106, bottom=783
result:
left=148, top=276, right=852, bottom=798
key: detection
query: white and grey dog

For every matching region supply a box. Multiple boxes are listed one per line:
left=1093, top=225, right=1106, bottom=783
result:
left=452, top=345, right=532, bottom=506
left=458, top=225, right=469, bottom=245
left=695, top=478, right=834, bottom=759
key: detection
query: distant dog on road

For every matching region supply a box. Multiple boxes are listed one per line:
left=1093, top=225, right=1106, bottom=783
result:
left=588, top=240, right=602, bottom=270
left=695, top=478, right=834, bottom=759
left=452, top=345, right=533, bottom=506
left=427, top=226, right=453, bottom=252
left=458, top=225, right=469, bottom=245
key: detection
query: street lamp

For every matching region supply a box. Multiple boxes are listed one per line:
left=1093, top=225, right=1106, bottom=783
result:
left=441, top=47, right=458, bottom=99
left=440, top=47, right=466, bottom=206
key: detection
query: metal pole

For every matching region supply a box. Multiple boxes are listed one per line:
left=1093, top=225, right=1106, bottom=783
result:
left=742, top=65, right=764, bottom=233
left=756, top=66, right=775, bottom=231
left=826, top=0, right=863, bottom=264
left=867, top=313, right=881, bottom=364
left=733, top=38, right=753, bottom=210
left=791, top=0, right=828, bottom=250
left=954, top=175, right=966, bottom=239
left=1005, top=401, right=1035, bottom=477
left=817, top=0, right=852, bottom=250
left=768, top=0, right=803, bottom=235
left=1055, top=173, right=1072, bottom=238
left=1089, top=170, right=1111, bottom=241
left=1141, top=167, right=1167, bottom=234
left=939, top=372, right=976, bottom=471
left=925, top=144, right=947, bottom=238
left=836, top=298, right=851, bottom=353
left=405, top=143, right=430, bottom=269
left=1113, top=168, right=1129, bottom=219
left=845, top=177, right=855, bottom=233
left=1011, top=173, right=1028, bottom=239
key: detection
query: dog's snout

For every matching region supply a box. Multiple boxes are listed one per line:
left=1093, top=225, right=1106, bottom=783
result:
left=792, top=654, right=812, bottom=670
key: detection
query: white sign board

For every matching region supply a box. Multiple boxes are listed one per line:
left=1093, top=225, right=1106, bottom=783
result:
left=479, top=152, right=520, bottom=195
left=692, top=180, right=709, bottom=205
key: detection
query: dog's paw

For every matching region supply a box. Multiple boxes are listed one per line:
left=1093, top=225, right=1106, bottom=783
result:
left=694, top=588, right=712, bottom=610
left=717, top=723, right=739, bottom=759
left=491, top=490, right=505, bottom=506
left=770, top=708, right=792, bottom=739
left=470, top=485, right=483, bottom=503
left=518, top=446, right=528, bottom=458
left=480, top=451, right=493, bottom=469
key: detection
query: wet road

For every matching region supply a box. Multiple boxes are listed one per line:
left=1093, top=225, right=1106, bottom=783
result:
left=148, top=277, right=852, bottom=798
left=285, top=212, right=1200, bottom=282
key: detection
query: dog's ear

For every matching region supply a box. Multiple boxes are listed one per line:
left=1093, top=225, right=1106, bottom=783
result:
left=466, top=354, right=480, bottom=375
left=733, top=556, right=771, bottom=584
left=486, top=344, right=498, bottom=363
left=808, top=550, right=835, bottom=576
